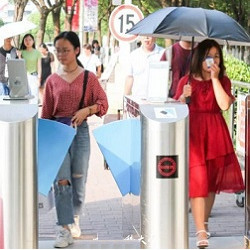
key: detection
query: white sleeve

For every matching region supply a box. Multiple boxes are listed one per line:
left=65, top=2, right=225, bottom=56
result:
left=93, top=55, right=101, bottom=67
left=126, top=53, right=133, bottom=76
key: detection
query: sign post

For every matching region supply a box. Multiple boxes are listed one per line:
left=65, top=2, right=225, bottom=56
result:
left=109, top=4, right=144, bottom=81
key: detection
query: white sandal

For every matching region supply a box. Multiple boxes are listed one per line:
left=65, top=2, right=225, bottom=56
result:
left=196, top=230, right=209, bottom=249
left=204, top=222, right=211, bottom=239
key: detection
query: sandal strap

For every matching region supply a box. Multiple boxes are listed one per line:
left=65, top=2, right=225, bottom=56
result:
left=196, top=239, right=209, bottom=247
left=196, top=230, right=207, bottom=235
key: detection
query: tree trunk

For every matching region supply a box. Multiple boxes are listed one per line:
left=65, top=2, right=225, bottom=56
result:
left=37, top=12, right=49, bottom=46
left=52, top=6, right=61, bottom=37
left=64, top=0, right=78, bottom=31
left=13, top=0, right=29, bottom=47
left=231, top=0, right=246, bottom=28
left=13, top=0, right=28, bottom=21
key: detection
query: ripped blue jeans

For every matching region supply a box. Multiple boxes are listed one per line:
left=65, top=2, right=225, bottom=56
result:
left=54, top=121, right=90, bottom=225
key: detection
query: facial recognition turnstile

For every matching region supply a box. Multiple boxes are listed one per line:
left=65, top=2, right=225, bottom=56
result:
left=245, top=95, right=250, bottom=248
left=140, top=103, right=189, bottom=249
left=0, top=97, right=38, bottom=249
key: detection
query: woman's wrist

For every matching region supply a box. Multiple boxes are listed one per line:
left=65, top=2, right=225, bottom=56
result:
left=88, top=106, right=92, bottom=116
left=179, top=94, right=186, bottom=102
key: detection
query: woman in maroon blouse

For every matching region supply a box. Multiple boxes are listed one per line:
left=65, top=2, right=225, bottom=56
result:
left=174, top=39, right=244, bottom=249
left=41, top=31, right=108, bottom=248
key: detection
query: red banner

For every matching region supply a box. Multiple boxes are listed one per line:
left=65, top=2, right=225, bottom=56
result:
left=66, top=0, right=80, bottom=31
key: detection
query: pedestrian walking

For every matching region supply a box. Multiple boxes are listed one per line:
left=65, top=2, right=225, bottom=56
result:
left=161, top=40, right=193, bottom=98
left=41, top=31, right=108, bottom=248
left=124, top=36, right=164, bottom=98
left=78, top=43, right=102, bottom=78
left=91, top=39, right=105, bottom=73
left=39, top=43, right=55, bottom=105
left=174, top=39, right=244, bottom=249
left=19, top=33, right=42, bottom=99
left=0, top=37, right=18, bottom=95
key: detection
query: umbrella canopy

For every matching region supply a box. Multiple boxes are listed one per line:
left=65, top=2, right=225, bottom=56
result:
left=93, top=118, right=141, bottom=196
left=127, top=7, right=250, bottom=46
left=0, top=20, right=36, bottom=40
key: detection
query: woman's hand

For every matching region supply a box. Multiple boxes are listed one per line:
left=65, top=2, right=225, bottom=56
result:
left=71, top=107, right=90, bottom=127
left=179, top=84, right=192, bottom=103
left=183, top=84, right=192, bottom=97
left=16, top=50, right=22, bottom=59
left=210, top=63, right=220, bottom=81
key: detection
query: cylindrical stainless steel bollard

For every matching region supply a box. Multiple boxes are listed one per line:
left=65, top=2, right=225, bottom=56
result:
left=0, top=101, right=38, bottom=249
left=140, top=103, right=189, bottom=249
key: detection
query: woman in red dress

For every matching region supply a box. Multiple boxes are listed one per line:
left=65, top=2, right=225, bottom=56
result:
left=174, top=39, right=244, bottom=248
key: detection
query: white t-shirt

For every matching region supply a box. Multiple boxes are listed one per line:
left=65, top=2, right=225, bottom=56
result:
left=78, top=54, right=101, bottom=75
left=127, top=44, right=164, bottom=98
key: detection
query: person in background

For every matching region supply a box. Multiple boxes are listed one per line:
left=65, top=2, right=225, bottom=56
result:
left=39, top=43, right=55, bottom=105
left=124, top=36, right=164, bottom=98
left=174, top=39, right=244, bottom=249
left=91, top=39, right=105, bottom=73
left=161, top=40, right=193, bottom=98
left=41, top=31, right=108, bottom=248
left=0, top=37, right=18, bottom=95
left=78, top=43, right=101, bottom=78
left=19, top=33, right=42, bottom=99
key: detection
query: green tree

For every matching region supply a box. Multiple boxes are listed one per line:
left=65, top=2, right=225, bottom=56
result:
left=0, top=19, right=4, bottom=27
left=28, top=10, right=65, bottom=43
left=30, top=0, right=64, bottom=46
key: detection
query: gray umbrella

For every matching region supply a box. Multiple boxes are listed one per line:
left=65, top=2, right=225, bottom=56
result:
left=127, top=6, right=250, bottom=46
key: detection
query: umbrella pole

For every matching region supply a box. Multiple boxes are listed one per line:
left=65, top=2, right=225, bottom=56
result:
left=185, top=37, right=194, bottom=104
left=190, top=36, right=194, bottom=60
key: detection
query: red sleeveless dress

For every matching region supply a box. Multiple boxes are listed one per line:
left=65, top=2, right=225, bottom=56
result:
left=174, top=75, right=244, bottom=198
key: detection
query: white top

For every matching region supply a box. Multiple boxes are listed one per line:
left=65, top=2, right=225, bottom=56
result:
left=78, top=53, right=101, bottom=75
left=126, top=44, right=164, bottom=98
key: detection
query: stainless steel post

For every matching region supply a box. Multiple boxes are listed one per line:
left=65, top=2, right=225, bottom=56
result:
left=140, top=103, right=189, bottom=249
left=244, top=95, right=250, bottom=248
left=0, top=100, right=38, bottom=249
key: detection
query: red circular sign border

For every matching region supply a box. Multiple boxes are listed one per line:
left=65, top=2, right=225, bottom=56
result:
left=157, top=157, right=177, bottom=177
left=109, top=4, right=144, bottom=42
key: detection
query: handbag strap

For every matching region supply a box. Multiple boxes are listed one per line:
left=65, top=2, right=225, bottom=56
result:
left=79, top=70, right=89, bottom=109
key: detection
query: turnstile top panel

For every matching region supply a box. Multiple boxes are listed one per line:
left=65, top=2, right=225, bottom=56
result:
left=0, top=96, right=38, bottom=122
left=140, top=102, right=189, bottom=123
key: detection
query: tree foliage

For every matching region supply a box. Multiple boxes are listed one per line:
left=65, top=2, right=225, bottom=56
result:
left=0, top=19, right=4, bottom=27
left=30, top=0, right=64, bottom=45
left=12, top=0, right=250, bottom=45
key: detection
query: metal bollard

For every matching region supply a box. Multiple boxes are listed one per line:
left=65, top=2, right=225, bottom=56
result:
left=140, top=103, right=189, bottom=249
left=244, top=95, right=250, bottom=248
left=0, top=100, right=38, bottom=249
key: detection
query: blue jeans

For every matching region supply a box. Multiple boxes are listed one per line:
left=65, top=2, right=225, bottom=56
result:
left=54, top=121, right=90, bottom=225
left=0, top=83, right=9, bottom=95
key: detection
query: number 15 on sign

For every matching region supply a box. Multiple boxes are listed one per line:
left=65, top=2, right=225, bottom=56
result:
left=109, top=4, right=144, bottom=43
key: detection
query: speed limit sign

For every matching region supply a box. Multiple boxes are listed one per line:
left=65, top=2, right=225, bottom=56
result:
left=109, top=4, right=144, bottom=42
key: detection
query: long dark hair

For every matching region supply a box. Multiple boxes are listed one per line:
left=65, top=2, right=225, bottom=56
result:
left=190, top=39, right=225, bottom=79
left=20, top=33, right=36, bottom=50
left=40, top=43, right=48, bottom=51
left=54, top=31, right=83, bottom=67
